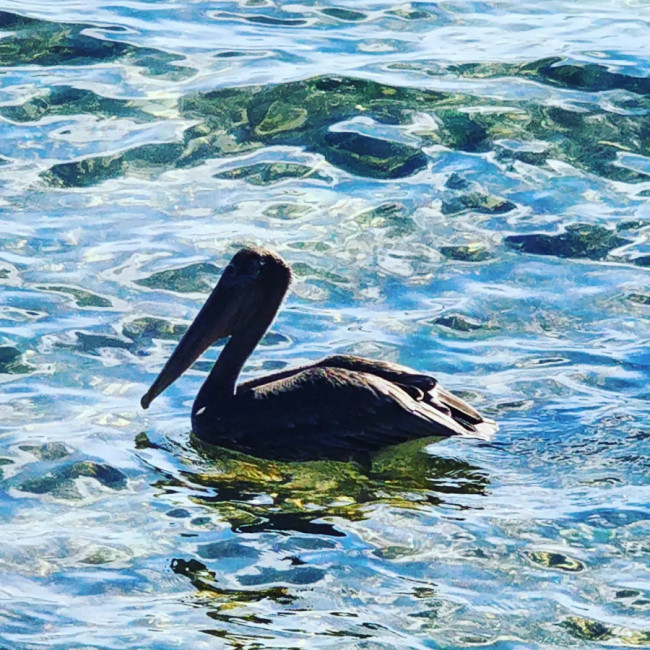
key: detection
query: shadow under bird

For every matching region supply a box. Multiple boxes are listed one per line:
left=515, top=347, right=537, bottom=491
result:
left=141, top=247, right=498, bottom=461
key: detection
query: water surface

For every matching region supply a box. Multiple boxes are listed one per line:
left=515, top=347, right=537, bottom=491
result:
left=1, top=2, right=649, bottom=648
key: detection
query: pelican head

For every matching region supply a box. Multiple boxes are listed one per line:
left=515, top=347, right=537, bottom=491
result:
left=141, top=247, right=292, bottom=409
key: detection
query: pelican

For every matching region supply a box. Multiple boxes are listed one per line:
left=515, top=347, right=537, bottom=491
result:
left=141, top=247, right=497, bottom=461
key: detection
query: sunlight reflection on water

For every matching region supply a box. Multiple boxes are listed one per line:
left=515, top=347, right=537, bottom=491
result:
left=0, top=1, right=649, bottom=647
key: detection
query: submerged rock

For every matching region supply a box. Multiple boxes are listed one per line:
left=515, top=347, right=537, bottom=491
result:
left=494, top=140, right=550, bottom=166
left=38, top=285, right=112, bottom=308
left=563, top=616, right=650, bottom=646
left=534, top=105, right=649, bottom=183
left=0, top=264, right=18, bottom=283
left=358, top=202, right=408, bottom=221
left=19, top=442, right=72, bottom=461
left=320, top=7, right=366, bottom=21
left=136, top=262, right=220, bottom=293
left=215, top=162, right=331, bottom=185
left=617, top=220, right=648, bottom=232
left=42, top=143, right=185, bottom=187
left=527, top=550, right=585, bottom=572
left=263, top=203, right=311, bottom=220
left=185, top=76, right=433, bottom=177
left=260, top=331, right=291, bottom=347
left=43, top=155, right=127, bottom=188
left=0, top=458, right=13, bottom=481
left=73, top=463, right=127, bottom=490
left=0, top=11, right=189, bottom=76
left=437, top=110, right=489, bottom=152
left=388, top=5, right=434, bottom=19
left=433, top=314, right=488, bottom=332
left=67, top=332, right=131, bottom=355
left=562, top=617, right=613, bottom=642
left=122, top=317, right=188, bottom=343
left=442, top=192, right=516, bottom=215
left=135, top=432, right=160, bottom=450
left=356, top=202, right=414, bottom=235
left=322, top=131, right=427, bottom=179
left=527, top=57, right=650, bottom=95
left=291, top=262, right=349, bottom=285
left=440, top=243, right=493, bottom=262
left=0, top=346, right=33, bottom=374
left=505, top=224, right=629, bottom=260
left=0, top=86, right=152, bottom=124
left=628, top=293, right=650, bottom=305
left=254, top=101, right=308, bottom=135
left=448, top=56, right=650, bottom=96
left=445, top=172, right=471, bottom=190
left=19, top=461, right=127, bottom=498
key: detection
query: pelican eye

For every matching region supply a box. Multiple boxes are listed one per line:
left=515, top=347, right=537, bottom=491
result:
left=247, top=257, right=267, bottom=277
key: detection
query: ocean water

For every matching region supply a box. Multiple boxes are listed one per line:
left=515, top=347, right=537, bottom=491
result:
left=0, top=1, right=649, bottom=648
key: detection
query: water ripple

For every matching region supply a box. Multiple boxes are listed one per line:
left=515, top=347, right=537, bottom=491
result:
left=0, top=1, right=649, bottom=647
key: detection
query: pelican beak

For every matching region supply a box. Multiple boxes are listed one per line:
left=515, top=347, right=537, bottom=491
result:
left=140, top=274, right=239, bottom=409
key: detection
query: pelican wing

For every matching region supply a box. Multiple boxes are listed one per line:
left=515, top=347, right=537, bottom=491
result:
left=213, top=364, right=496, bottom=461
left=240, top=353, right=492, bottom=428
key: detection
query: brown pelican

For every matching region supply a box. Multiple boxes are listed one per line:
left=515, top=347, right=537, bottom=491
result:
left=141, top=247, right=497, bottom=461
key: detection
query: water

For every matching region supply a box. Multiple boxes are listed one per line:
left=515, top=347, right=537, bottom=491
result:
left=0, top=1, right=649, bottom=647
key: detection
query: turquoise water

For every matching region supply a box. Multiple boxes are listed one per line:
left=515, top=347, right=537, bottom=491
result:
left=1, top=2, right=649, bottom=647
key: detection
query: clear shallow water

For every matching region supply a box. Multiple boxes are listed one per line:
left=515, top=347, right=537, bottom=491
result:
left=0, top=1, right=649, bottom=647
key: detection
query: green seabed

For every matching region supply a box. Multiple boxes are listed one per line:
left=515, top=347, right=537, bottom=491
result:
left=33, top=71, right=649, bottom=187
left=0, top=11, right=643, bottom=189
left=1, top=10, right=647, bottom=192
